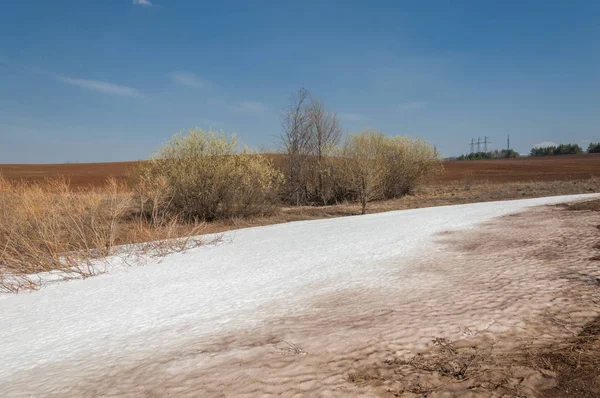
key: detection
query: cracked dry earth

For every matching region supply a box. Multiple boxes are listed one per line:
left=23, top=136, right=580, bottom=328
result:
left=5, top=201, right=600, bottom=397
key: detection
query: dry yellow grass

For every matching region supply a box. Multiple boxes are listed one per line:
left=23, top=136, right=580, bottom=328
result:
left=0, top=177, right=130, bottom=275
left=0, top=177, right=211, bottom=292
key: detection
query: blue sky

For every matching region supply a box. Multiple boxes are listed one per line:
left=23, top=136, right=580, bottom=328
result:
left=1, top=0, right=599, bottom=163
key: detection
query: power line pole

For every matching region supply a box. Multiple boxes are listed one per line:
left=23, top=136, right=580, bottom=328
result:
left=507, top=134, right=510, bottom=151
left=483, top=136, right=490, bottom=152
left=470, top=138, right=475, bottom=154
left=477, top=137, right=481, bottom=153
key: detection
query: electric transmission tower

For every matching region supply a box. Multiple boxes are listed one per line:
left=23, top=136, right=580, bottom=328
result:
left=483, top=136, right=491, bottom=152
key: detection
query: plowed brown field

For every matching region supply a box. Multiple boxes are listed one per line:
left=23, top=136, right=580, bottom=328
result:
left=0, top=161, right=138, bottom=188
left=1, top=154, right=599, bottom=188
left=437, top=153, right=600, bottom=183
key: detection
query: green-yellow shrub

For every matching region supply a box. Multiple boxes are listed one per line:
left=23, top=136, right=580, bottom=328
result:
left=340, top=130, right=443, bottom=213
left=139, top=129, right=284, bottom=221
left=380, top=136, right=443, bottom=197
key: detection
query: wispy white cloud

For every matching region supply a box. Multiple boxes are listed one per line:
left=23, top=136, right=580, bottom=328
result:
left=133, top=0, right=152, bottom=6
left=397, top=101, right=428, bottom=112
left=233, top=101, right=266, bottom=113
left=533, top=141, right=558, bottom=148
left=60, top=76, right=143, bottom=98
left=338, top=113, right=367, bottom=122
left=169, top=71, right=207, bottom=89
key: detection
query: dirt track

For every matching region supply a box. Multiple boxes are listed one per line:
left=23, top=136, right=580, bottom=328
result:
left=1, top=154, right=599, bottom=188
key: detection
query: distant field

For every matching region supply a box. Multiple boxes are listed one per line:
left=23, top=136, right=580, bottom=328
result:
left=0, top=161, right=138, bottom=188
left=1, top=154, right=600, bottom=187
left=437, top=153, right=600, bottom=183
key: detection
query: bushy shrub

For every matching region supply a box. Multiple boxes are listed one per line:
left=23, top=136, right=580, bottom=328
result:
left=138, top=129, right=284, bottom=221
left=340, top=130, right=443, bottom=214
left=340, top=132, right=388, bottom=214
left=381, top=136, right=443, bottom=197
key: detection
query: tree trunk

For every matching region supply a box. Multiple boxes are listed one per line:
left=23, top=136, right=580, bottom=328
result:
left=361, top=195, right=367, bottom=215
left=361, top=176, right=367, bottom=214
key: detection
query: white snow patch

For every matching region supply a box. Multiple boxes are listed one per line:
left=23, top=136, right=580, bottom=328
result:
left=0, top=194, right=597, bottom=380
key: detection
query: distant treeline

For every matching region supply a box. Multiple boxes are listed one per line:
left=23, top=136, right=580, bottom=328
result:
left=530, top=143, right=584, bottom=157
left=588, top=142, right=600, bottom=153
left=457, top=149, right=519, bottom=161
left=457, top=142, right=599, bottom=161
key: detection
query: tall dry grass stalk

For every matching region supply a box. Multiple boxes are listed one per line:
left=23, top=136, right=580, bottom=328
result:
left=0, top=176, right=132, bottom=291
left=0, top=176, right=214, bottom=293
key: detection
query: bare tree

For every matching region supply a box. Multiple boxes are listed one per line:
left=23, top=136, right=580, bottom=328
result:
left=281, top=88, right=311, bottom=157
left=280, top=89, right=345, bottom=205
left=306, top=97, right=342, bottom=203
left=306, top=98, right=342, bottom=160
left=280, top=88, right=311, bottom=204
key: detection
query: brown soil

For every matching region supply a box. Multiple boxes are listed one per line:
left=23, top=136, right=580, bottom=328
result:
left=563, top=199, right=600, bottom=212
left=349, top=315, right=600, bottom=398
left=537, top=316, right=600, bottom=398
left=348, top=199, right=600, bottom=397
left=0, top=161, right=138, bottom=188
left=2, top=153, right=600, bottom=188
left=438, top=153, right=600, bottom=183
